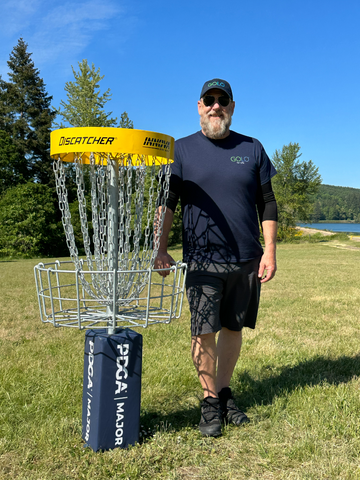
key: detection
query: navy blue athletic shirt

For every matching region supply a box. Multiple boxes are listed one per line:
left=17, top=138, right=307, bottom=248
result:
left=169, top=130, right=277, bottom=264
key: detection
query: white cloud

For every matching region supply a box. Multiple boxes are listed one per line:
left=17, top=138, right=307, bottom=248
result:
left=0, top=0, right=131, bottom=78
left=0, top=0, right=43, bottom=36
left=32, top=1, right=125, bottom=64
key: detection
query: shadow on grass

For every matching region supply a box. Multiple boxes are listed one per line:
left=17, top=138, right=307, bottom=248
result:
left=139, top=354, right=360, bottom=438
left=139, top=404, right=200, bottom=442
left=234, top=354, right=360, bottom=409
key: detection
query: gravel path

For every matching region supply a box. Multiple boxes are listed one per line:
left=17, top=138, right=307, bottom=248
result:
left=296, top=226, right=334, bottom=236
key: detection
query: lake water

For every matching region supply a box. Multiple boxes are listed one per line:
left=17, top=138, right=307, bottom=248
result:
left=297, top=223, right=360, bottom=233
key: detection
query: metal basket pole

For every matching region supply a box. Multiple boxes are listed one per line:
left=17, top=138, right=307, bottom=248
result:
left=107, top=156, right=119, bottom=334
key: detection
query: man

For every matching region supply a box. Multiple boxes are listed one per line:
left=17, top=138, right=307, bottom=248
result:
left=155, top=78, right=277, bottom=437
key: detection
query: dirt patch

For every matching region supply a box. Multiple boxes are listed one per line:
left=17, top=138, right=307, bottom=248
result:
left=327, top=244, right=360, bottom=251
left=296, top=226, right=360, bottom=243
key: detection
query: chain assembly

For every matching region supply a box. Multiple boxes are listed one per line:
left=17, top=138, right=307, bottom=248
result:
left=54, top=153, right=171, bottom=299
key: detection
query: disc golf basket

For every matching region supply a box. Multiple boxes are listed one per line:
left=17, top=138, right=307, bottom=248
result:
left=34, top=127, right=187, bottom=334
left=34, top=127, right=187, bottom=451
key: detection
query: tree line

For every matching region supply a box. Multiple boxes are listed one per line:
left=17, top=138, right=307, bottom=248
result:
left=311, top=184, right=360, bottom=222
left=1, top=38, right=327, bottom=258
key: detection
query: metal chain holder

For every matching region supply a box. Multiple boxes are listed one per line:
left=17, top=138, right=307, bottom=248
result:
left=34, top=128, right=187, bottom=332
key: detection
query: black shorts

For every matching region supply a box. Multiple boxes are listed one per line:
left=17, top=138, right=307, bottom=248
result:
left=185, top=258, right=261, bottom=336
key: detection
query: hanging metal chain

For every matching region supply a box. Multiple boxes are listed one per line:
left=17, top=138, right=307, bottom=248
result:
left=132, top=158, right=146, bottom=268
left=53, top=159, right=79, bottom=263
left=75, top=157, right=93, bottom=270
left=123, top=156, right=133, bottom=268
left=90, top=154, right=102, bottom=269
left=54, top=159, right=100, bottom=300
left=142, top=162, right=156, bottom=258
left=98, top=160, right=108, bottom=269
left=151, top=161, right=171, bottom=263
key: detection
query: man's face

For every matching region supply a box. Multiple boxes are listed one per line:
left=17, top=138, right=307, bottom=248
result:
left=198, top=89, right=235, bottom=140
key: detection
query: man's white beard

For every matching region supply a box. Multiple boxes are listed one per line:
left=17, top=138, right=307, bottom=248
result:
left=200, top=114, right=232, bottom=139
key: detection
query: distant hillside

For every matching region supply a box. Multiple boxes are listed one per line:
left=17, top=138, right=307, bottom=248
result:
left=311, top=184, right=360, bottom=222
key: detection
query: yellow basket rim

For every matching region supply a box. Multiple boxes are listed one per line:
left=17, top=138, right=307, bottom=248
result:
left=50, top=127, right=174, bottom=165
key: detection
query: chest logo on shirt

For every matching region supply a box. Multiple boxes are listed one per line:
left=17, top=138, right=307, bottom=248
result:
left=230, top=156, right=249, bottom=165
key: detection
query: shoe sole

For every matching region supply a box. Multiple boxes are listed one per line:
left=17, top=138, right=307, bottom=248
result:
left=199, top=424, right=222, bottom=437
left=223, top=415, right=250, bottom=426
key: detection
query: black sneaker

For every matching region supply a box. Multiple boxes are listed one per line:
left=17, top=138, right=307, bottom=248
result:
left=218, top=387, right=250, bottom=426
left=199, top=396, right=222, bottom=437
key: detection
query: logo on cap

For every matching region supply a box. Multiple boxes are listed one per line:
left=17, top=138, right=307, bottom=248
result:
left=208, top=81, right=226, bottom=88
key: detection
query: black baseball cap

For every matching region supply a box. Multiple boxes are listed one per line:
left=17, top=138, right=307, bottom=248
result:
left=200, top=78, right=233, bottom=100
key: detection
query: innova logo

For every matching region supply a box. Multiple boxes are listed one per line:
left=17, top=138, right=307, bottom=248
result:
left=208, top=81, right=225, bottom=88
left=143, top=137, right=171, bottom=152
left=231, top=156, right=250, bottom=165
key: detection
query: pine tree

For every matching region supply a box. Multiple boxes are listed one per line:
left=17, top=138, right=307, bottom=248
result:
left=119, top=111, right=134, bottom=129
left=57, top=59, right=119, bottom=127
left=0, top=38, right=56, bottom=186
left=0, top=130, right=20, bottom=195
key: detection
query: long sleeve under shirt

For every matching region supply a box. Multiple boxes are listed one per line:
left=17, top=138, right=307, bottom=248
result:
left=167, top=130, right=277, bottom=264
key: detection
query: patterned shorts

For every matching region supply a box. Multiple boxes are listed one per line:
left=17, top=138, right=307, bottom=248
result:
left=186, top=258, right=261, bottom=336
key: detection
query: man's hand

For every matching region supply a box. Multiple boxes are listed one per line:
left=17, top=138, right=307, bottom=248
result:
left=258, top=249, right=277, bottom=283
left=154, top=251, right=175, bottom=277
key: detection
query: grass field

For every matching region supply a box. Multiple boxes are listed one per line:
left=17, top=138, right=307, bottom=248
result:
left=1, top=236, right=360, bottom=479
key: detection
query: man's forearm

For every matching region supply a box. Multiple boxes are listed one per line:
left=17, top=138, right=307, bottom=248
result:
left=156, top=207, right=174, bottom=252
left=258, top=220, right=277, bottom=282
left=154, top=207, right=175, bottom=277
left=261, top=220, right=277, bottom=251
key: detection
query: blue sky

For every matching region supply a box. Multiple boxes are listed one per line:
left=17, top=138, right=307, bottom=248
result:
left=0, top=0, right=359, bottom=189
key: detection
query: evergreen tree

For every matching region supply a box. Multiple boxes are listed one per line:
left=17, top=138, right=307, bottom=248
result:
left=56, top=59, right=119, bottom=127
left=0, top=130, right=21, bottom=195
left=272, top=143, right=322, bottom=236
left=119, top=111, right=134, bottom=129
left=0, top=38, right=56, bottom=186
left=0, top=182, right=66, bottom=258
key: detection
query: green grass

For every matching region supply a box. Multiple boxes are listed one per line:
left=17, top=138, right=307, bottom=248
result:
left=1, top=240, right=360, bottom=479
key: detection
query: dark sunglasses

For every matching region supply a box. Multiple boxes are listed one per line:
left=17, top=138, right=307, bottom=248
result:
left=202, top=95, right=231, bottom=107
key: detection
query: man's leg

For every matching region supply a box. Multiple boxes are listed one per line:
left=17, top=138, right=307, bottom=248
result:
left=216, top=327, right=242, bottom=392
left=191, top=332, right=217, bottom=398
left=191, top=332, right=222, bottom=436
left=191, top=328, right=248, bottom=435
left=216, top=328, right=249, bottom=426
left=191, top=328, right=242, bottom=397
